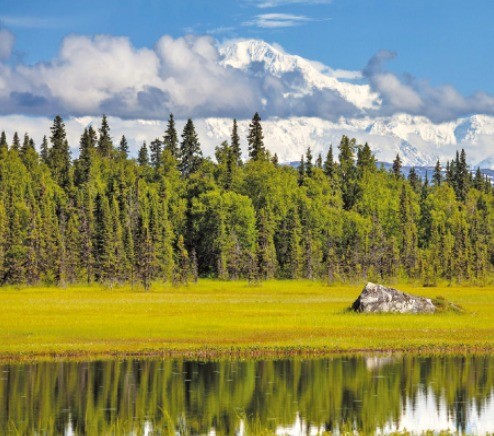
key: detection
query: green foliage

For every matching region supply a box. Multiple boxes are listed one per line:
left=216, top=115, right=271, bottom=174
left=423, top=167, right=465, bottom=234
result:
left=0, top=114, right=493, bottom=287
left=247, top=112, right=266, bottom=161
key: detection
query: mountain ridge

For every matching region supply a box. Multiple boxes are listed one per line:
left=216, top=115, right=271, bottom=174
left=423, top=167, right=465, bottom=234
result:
left=195, top=39, right=494, bottom=169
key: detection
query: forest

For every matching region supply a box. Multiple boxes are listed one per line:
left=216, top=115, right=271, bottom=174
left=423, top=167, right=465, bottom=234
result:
left=0, top=112, right=492, bottom=288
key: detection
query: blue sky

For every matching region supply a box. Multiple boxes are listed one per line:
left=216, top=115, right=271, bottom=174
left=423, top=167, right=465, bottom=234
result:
left=0, top=0, right=493, bottom=122
left=1, top=0, right=493, bottom=94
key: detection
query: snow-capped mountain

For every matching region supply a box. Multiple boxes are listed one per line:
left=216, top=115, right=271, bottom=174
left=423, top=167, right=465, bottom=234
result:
left=3, top=39, right=494, bottom=169
left=197, top=39, right=494, bottom=169
left=220, top=39, right=379, bottom=111
left=198, top=114, right=494, bottom=169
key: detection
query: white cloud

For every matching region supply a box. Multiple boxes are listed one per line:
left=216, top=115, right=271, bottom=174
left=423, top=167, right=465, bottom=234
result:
left=0, top=32, right=492, bottom=123
left=0, top=29, right=14, bottom=60
left=243, top=13, right=315, bottom=28
left=363, top=50, right=494, bottom=122
left=0, top=34, right=263, bottom=119
left=255, top=0, right=332, bottom=8
left=0, top=15, right=63, bottom=29
left=308, top=59, right=362, bottom=80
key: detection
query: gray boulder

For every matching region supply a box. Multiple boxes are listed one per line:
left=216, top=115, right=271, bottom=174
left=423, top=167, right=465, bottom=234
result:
left=352, top=282, right=436, bottom=314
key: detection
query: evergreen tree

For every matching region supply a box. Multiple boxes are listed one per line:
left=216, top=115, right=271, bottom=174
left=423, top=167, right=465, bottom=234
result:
left=98, top=115, right=113, bottom=158
left=75, top=127, right=97, bottom=185
left=230, top=118, right=242, bottom=166
left=473, top=168, right=485, bottom=192
left=392, top=154, right=402, bottom=178
left=433, top=160, right=442, bottom=186
left=21, top=133, right=34, bottom=155
left=247, top=112, right=266, bottom=161
left=179, top=119, right=202, bottom=177
left=137, top=142, right=149, bottom=166
left=149, top=138, right=163, bottom=169
left=11, top=132, right=20, bottom=152
left=48, top=115, right=72, bottom=190
left=118, top=135, right=129, bottom=158
left=316, top=153, right=323, bottom=169
left=407, top=167, right=420, bottom=192
left=298, top=155, right=305, bottom=187
left=456, top=148, right=470, bottom=202
left=338, top=136, right=358, bottom=210
left=305, top=147, right=313, bottom=178
left=323, top=145, right=336, bottom=179
left=40, top=135, right=49, bottom=163
left=0, top=131, right=7, bottom=151
left=356, top=142, right=376, bottom=176
left=163, top=113, right=179, bottom=159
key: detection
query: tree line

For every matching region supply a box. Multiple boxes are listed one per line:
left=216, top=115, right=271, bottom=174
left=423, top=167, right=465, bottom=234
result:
left=0, top=112, right=492, bottom=288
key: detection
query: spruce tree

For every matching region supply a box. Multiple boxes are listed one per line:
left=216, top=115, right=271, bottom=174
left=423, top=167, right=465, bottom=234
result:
left=48, top=115, right=72, bottom=190
left=338, top=136, right=357, bottom=210
left=407, top=167, right=420, bottom=192
left=163, top=113, right=179, bottom=159
left=247, top=112, right=266, bottom=161
left=75, top=126, right=97, bottom=185
left=0, top=131, right=7, bottom=151
left=456, top=148, right=470, bottom=202
left=149, top=138, right=163, bottom=169
left=323, top=145, right=336, bottom=179
left=21, top=133, right=33, bottom=155
left=356, top=142, right=376, bottom=176
left=230, top=118, right=242, bottom=166
left=11, top=132, right=20, bottom=151
left=40, top=135, right=49, bottom=163
left=98, top=114, right=113, bottom=158
left=118, top=135, right=129, bottom=158
left=305, top=147, right=313, bottom=178
left=179, top=119, right=202, bottom=177
left=315, top=153, right=323, bottom=169
left=137, top=142, right=149, bottom=166
left=433, top=160, right=442, bottom=186
left=298, top=155, right=305, bottom=187
left=392, top=154, right=402, bottom=178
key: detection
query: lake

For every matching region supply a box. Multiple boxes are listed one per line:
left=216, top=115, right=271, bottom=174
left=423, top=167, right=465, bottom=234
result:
left=0, top=355, right=492, bottom=434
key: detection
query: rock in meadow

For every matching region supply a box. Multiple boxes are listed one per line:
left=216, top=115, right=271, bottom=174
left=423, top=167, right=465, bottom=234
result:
left=352, top=282, right=436, bottom=314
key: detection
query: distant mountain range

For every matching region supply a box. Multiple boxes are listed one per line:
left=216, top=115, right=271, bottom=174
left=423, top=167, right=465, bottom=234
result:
left=192, top=40, right=494, bottom=169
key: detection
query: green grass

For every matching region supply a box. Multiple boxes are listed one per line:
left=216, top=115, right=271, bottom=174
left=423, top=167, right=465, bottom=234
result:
left=0, top=280, right=493, bottom=360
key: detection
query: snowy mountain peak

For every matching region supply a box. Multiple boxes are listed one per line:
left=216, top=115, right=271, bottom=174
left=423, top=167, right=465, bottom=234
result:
left=220, top=39, right=379, bottom=110
left=211, top=40, right=494, bottom=169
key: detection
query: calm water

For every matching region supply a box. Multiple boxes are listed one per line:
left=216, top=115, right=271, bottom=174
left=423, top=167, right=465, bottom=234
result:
left=0, top=355, right=493, bottom=435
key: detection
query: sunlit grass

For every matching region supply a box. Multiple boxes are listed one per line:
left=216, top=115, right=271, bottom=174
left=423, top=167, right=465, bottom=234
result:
left=0, top=280, right=493, bottom=360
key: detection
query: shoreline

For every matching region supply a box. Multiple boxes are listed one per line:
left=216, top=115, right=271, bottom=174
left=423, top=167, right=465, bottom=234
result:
left=1, top=344, right=493, bottom=364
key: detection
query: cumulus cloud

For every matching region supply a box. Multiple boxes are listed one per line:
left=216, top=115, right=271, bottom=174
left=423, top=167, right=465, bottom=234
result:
left=0, top=34, right=264, bottom=119
left=0, top=33, right=362, bottom=120
left=0, top=29, right=14, bottom=60
left=364, top=50, right=494, bottom=122
left=0, top=31, right=492, bottom=123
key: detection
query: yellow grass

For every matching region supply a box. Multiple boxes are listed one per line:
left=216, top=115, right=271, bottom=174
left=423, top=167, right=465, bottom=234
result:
left=0, top=280, right=493, bottom=361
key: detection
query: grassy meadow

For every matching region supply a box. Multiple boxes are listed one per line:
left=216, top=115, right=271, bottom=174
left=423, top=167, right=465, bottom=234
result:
left=0, top=280, right=493, bottom=361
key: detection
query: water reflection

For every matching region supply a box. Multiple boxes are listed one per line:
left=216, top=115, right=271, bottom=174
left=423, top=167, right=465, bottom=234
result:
left=0, top=355, right=492, bottom=434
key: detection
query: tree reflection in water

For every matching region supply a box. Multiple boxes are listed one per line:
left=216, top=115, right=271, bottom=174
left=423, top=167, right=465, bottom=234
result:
left=0, top=355, right=492, bottom=434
